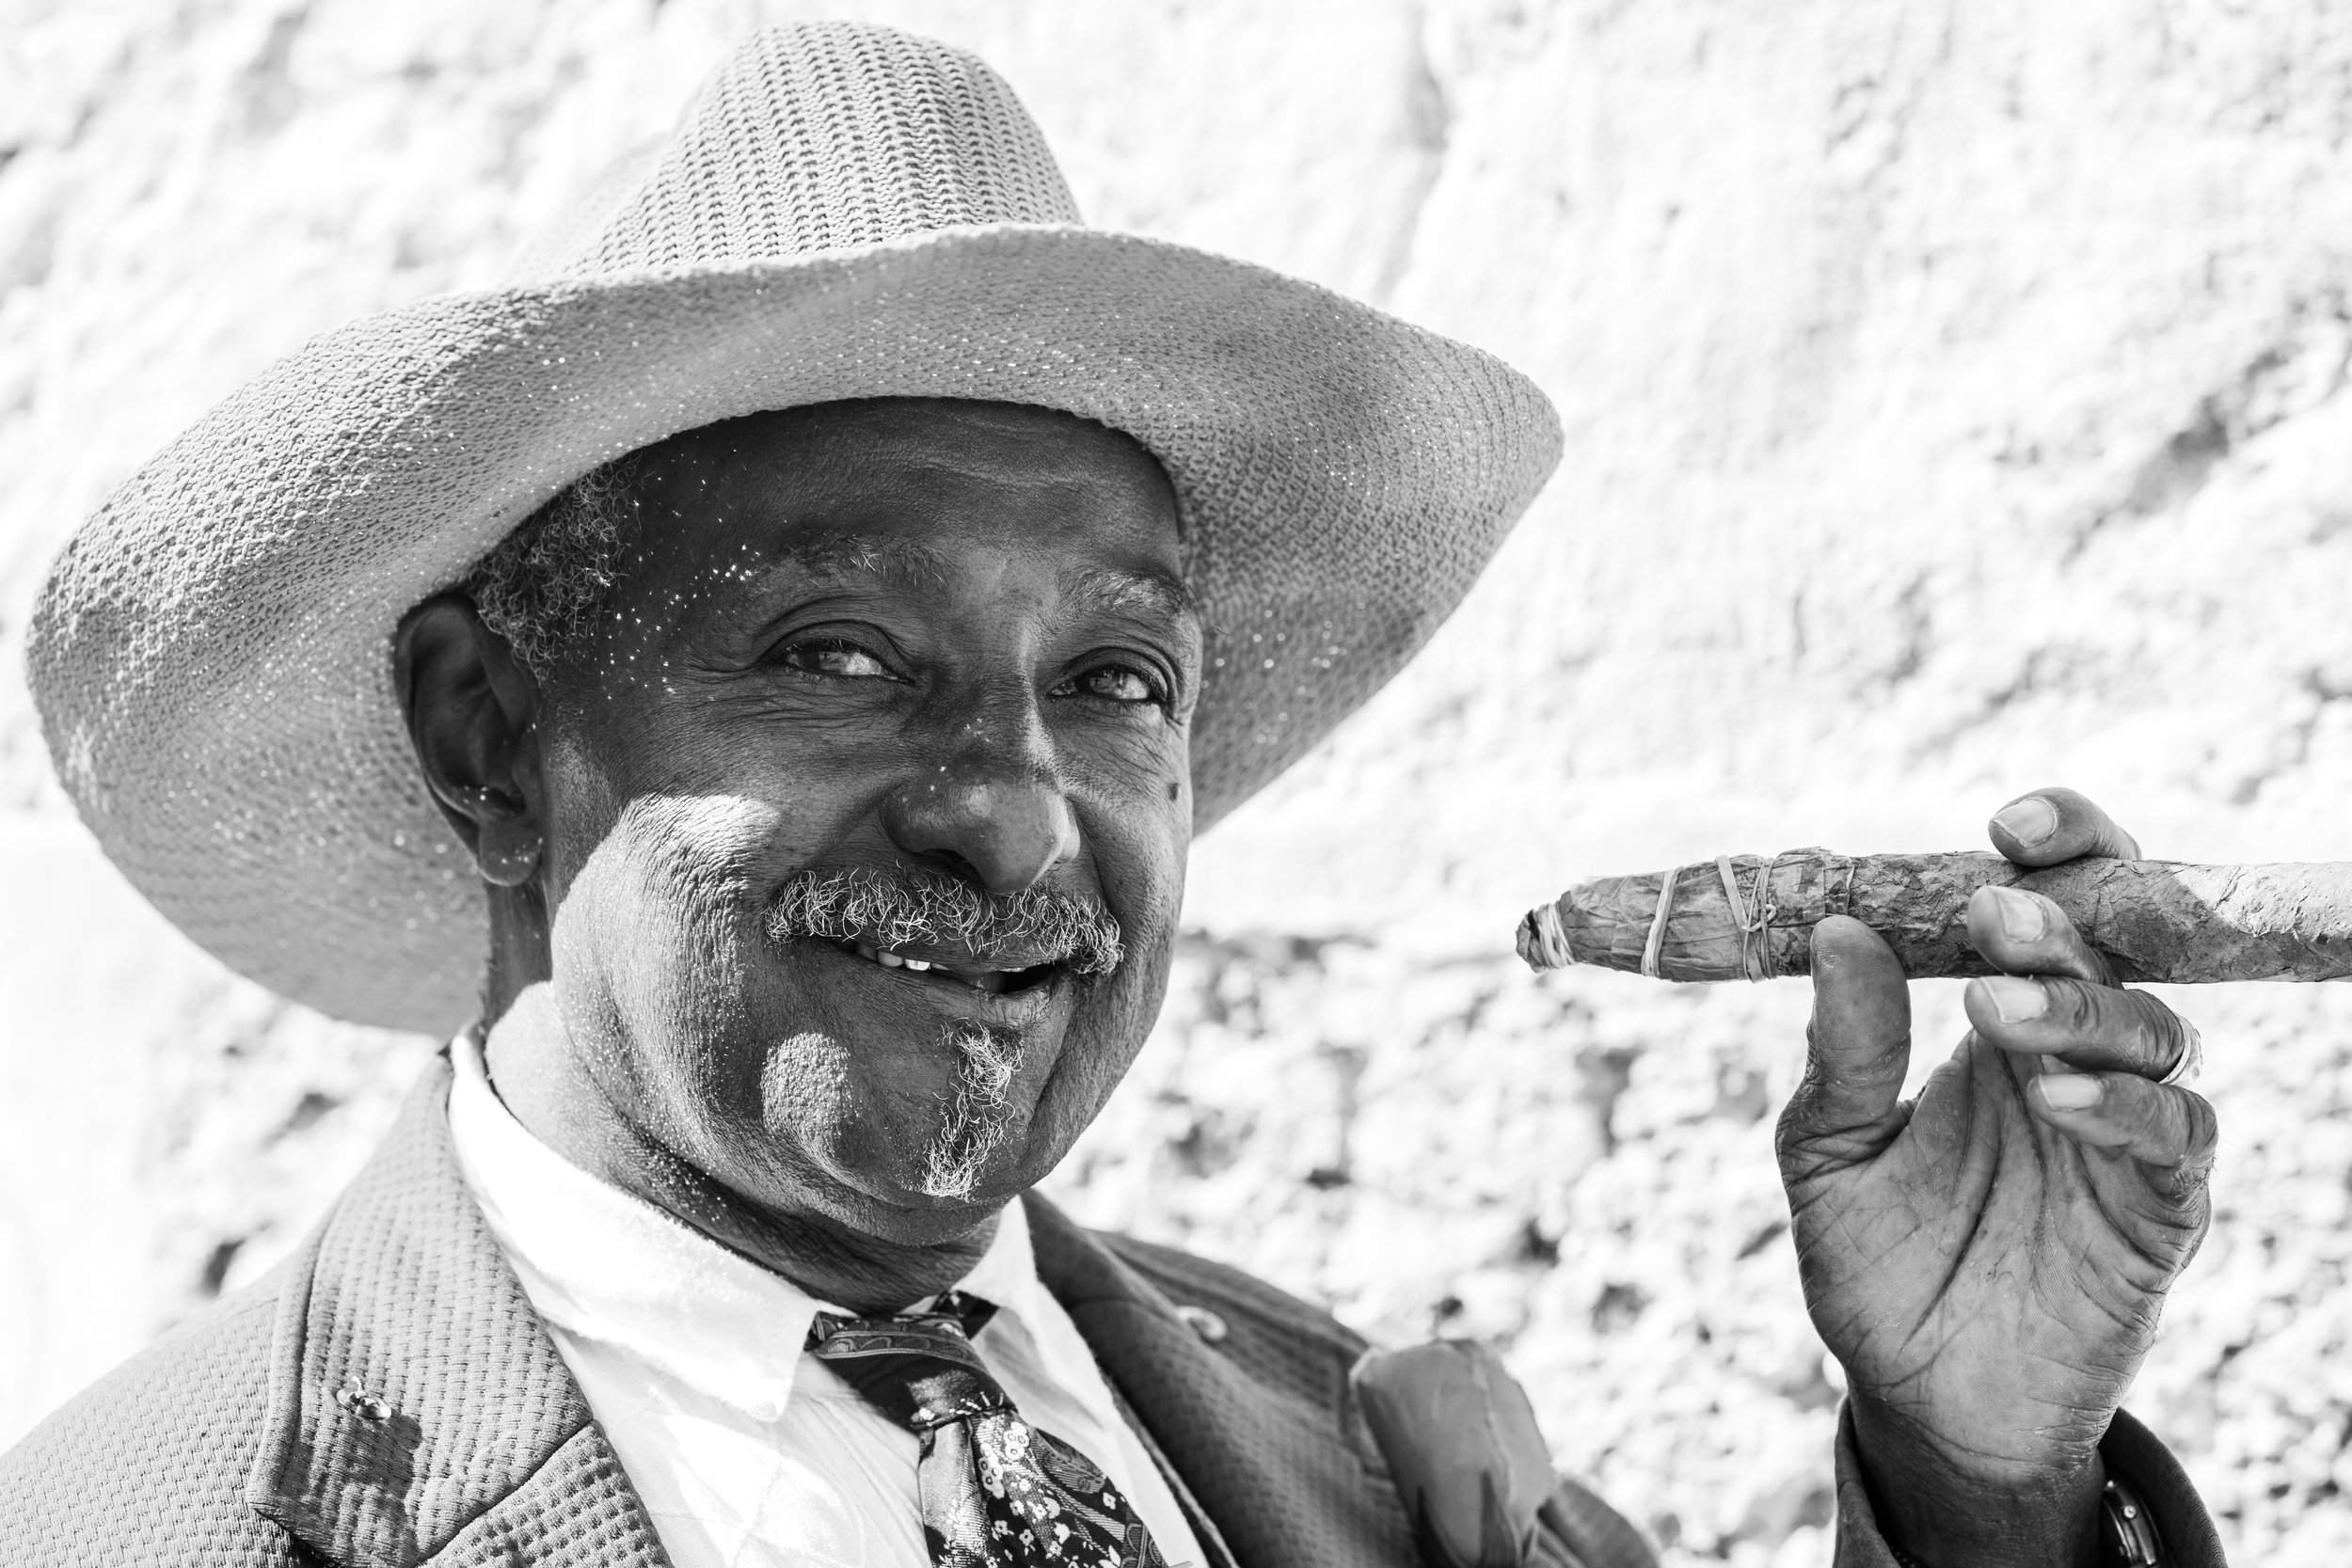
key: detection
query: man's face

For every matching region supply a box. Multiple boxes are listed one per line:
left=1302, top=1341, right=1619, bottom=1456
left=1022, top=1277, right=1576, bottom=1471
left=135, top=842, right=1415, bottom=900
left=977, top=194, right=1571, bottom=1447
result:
left=532, top=401, right=1197, bottom=1243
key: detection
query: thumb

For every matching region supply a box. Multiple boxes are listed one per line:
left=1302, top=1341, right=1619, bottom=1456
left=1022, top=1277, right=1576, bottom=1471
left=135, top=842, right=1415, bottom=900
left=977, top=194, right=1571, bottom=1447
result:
left=1782, top=917, right=1914, bottom=1159
left=1987, top=784, right=2142, bottom=866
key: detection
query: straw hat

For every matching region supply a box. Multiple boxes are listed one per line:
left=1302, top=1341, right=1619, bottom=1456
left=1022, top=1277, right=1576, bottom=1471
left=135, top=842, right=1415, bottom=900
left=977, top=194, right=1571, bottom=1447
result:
left=27, top=22, right=1562, bottom=1036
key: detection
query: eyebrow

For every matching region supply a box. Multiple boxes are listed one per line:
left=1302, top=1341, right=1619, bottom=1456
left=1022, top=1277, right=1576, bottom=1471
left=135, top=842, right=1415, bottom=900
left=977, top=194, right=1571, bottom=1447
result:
left=756, top=532, right=956, bottom=593
left=1061, top=563, right=1200, bottom=626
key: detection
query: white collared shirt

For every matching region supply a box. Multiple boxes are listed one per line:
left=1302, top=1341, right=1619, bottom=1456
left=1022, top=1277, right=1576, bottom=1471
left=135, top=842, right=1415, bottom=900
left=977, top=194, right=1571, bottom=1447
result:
left=445, top=1028, right=1204, bottom=1568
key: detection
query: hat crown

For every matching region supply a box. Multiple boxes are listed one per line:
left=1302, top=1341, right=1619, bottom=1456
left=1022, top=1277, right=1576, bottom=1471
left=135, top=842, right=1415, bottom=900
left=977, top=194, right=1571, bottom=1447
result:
left=544, top=23, right=1082, bottom=280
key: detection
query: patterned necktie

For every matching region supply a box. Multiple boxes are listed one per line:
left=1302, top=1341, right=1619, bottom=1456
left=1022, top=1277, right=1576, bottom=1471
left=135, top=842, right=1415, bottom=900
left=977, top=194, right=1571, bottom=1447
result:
left=806, top=1291, right=1170, bottom=1568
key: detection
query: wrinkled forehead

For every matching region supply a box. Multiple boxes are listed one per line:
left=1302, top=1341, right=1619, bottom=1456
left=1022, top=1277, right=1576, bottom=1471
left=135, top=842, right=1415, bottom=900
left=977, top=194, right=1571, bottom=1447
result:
left=622, top=397, right=1185, bottom=572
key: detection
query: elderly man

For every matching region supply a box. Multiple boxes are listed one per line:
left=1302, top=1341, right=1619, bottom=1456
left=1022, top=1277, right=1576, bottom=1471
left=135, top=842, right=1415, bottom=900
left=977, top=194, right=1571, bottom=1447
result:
left=6, top=22, right=2220, bottom=1568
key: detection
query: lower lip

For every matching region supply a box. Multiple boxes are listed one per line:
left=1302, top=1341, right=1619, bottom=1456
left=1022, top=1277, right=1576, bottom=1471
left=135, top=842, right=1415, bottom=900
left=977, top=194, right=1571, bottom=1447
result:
left=801, top=939, right=1071, bottom=1028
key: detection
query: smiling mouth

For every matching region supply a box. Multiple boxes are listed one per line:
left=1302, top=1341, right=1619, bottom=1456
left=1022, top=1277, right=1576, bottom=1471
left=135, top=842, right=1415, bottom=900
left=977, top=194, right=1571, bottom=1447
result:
left=831, top=939, right=1063, bottom=996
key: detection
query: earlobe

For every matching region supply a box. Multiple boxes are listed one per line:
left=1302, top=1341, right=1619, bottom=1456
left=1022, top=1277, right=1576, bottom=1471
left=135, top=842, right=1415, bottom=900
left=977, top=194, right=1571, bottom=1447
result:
left=475, top=817, right=545, bottom=888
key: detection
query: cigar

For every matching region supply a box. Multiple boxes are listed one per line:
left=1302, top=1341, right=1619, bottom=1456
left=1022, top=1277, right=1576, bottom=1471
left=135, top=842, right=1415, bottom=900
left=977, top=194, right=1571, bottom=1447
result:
left=1516, top=848, right=2352, bottom=985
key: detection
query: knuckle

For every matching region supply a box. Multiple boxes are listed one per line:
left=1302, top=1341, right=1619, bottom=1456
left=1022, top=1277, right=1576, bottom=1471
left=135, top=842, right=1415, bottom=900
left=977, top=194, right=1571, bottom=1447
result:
left=2154, top=1154, right=2215, bottom=1207
left=2043, top=976, right=2098, bottom=1032
left=2124, top=990, right=2187, bottom=1071
left=2143, top=1082, right=2191, bottom=1147
left=2137, top=1088, right=2217, bottom=1196
left=1776, top=1077, right=1832, bottom=1149
left=2180, top=1090, right=2221, bottom=1164
left=2090, top=1072, right=2163, bottom=1142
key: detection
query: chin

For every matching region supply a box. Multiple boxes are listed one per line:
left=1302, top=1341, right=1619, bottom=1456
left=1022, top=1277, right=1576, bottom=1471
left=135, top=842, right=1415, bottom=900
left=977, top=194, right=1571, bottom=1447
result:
left=860, top=1085, right=1060, bottom=1217
left=720, top=939, right=1157, bottom=1233
left=748, top=1050, right=1057, bottom=1237
left=811, top=1151, right=1039, bottom=1246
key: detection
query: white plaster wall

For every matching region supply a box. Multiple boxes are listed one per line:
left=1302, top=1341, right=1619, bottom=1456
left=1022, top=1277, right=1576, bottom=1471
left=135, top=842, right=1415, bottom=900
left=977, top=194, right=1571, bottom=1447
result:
left=7, top=1, right=2352, bottom=1559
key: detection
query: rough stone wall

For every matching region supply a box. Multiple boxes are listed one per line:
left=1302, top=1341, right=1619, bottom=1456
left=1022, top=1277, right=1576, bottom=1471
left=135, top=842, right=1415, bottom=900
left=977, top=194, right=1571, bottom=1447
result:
left=7, top=1, right=2352, bottom=1560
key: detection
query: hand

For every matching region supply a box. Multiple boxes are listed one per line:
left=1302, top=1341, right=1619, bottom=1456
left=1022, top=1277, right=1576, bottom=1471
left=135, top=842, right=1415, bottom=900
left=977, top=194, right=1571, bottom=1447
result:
left=1776, top=789, right=2216, bottom=1566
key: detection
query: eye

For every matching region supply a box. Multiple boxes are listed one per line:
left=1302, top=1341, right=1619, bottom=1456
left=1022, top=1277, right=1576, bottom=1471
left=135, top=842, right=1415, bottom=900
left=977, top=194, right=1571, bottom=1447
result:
left=1057, top=660, right=1168, bottom=707
left=779, top=636, right=898, bottom=680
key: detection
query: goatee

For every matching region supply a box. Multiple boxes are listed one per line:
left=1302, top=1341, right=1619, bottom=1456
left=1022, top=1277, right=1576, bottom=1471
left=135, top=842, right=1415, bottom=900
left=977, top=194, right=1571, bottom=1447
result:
left=918, top=1021, right=1025, bottom=1200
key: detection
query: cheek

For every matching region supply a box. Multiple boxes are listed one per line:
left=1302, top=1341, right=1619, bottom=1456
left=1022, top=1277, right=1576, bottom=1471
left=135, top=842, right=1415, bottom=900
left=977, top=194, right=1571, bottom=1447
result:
left=536, top=726, right=621, bottom=901
left=755, top=1030, right=865, bottom=1155
left=548, top=793, right=796, bottom=1104
left=1090, top=936, right=1176, bottom=1073
left=564, top=794, right=778, bottom=945
left=1065, top=739, right=1190, bottom=1030
left=1027, top=781, right=1188, bottom=1136
left=1098, top=787, right=1190, bottom=958
left=1018, top=934, right=1178, bottom=1170
left=754, top=1026, right=946, bottom=1177
left=1062, top=727, right=1191, bottom=902
left=540, top=681, right=881, bottom=899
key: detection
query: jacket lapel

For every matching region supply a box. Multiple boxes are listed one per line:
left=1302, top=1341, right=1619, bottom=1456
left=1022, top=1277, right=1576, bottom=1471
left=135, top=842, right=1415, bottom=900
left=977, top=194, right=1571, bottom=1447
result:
left=240, top=1053, right=1408, bottom=1568
left=1026, top=1195, right=1419, bottom=1568
left=243, top=1053, right=669, bottom=1568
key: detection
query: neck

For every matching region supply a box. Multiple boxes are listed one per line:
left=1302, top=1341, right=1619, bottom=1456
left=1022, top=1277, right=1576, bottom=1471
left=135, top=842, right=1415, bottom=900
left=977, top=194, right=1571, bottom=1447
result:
left=479, top=981, right=998, bottom=1314
left=480, top=882, right=553, bottom=1027
left=696, top=1195, right=1002, bottom=1315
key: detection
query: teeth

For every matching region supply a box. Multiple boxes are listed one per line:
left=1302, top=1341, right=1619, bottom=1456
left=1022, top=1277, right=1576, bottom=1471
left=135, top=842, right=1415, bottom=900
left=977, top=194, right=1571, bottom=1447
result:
left=842, top=942, right=1038, bottom=989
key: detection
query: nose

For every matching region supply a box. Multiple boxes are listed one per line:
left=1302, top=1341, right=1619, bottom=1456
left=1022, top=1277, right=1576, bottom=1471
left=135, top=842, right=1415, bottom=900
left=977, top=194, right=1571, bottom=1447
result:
left=882, top=753, right=1079, bottom=895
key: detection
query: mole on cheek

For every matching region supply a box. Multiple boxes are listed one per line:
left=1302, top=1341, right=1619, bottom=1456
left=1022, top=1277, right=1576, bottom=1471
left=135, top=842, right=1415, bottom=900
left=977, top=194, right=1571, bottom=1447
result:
left=1167, top=781, right=1180, bottom=800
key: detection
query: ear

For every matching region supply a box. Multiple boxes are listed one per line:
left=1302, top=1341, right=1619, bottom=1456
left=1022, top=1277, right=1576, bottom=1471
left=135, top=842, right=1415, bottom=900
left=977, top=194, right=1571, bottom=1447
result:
left=393, top=594, right=546, bottom=888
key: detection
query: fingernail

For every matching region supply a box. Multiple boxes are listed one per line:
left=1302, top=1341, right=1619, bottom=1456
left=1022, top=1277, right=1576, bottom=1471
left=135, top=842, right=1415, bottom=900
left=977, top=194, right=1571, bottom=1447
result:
left=1979, top=974, right=2047, bottom=1023
left=2039, top=1073, right=2103, bottom=1112
left=1986, top=883, right=2046, bottom=942
left=1993, top=797, right=2058, bottom=849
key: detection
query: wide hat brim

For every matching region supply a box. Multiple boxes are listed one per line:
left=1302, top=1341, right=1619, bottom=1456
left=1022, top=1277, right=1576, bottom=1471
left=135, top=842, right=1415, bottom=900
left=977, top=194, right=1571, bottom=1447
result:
left=30, top=222, right=1561, bottom=1036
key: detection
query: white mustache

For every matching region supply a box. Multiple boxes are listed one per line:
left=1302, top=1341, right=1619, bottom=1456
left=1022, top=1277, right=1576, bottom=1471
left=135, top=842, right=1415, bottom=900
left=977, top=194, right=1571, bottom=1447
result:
left=764, top=866, right=1124, bottom=977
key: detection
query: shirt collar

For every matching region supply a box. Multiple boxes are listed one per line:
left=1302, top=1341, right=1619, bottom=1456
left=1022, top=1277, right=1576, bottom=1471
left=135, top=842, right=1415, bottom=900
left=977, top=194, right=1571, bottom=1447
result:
left=956, top=1192, right=1046, bottom=1346
left=444, top=994, right=1046, bottom=1425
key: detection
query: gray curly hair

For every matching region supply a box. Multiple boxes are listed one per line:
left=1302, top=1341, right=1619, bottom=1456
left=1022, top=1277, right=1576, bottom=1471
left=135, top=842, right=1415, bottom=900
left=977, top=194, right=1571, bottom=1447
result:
left=464, top=459, right=641, bottom=676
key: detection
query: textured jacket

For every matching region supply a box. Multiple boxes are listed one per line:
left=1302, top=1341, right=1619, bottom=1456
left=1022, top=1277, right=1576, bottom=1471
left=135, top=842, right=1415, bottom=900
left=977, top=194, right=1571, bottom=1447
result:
left=0, top=1057, right=2221, bottom=1567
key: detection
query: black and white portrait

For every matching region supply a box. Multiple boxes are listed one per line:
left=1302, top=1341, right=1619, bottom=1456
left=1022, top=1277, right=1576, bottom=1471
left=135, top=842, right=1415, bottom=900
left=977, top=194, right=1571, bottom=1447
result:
left=4, top=6, right=2347, bottom=1564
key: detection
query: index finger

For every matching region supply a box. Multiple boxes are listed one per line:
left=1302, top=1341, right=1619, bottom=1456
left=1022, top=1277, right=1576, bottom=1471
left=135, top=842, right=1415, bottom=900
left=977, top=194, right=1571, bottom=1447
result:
left=1964, top=972, right=2198, bottom=1080
left=1966, top=882, right=2114, bottom=987
left=1986, top=785, right=2143, bottom=867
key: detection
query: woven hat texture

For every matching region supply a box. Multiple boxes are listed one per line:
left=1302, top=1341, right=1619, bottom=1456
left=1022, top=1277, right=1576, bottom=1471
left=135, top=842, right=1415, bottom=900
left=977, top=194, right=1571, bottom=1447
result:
left=27, top=22, right=1563, bottom=1036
